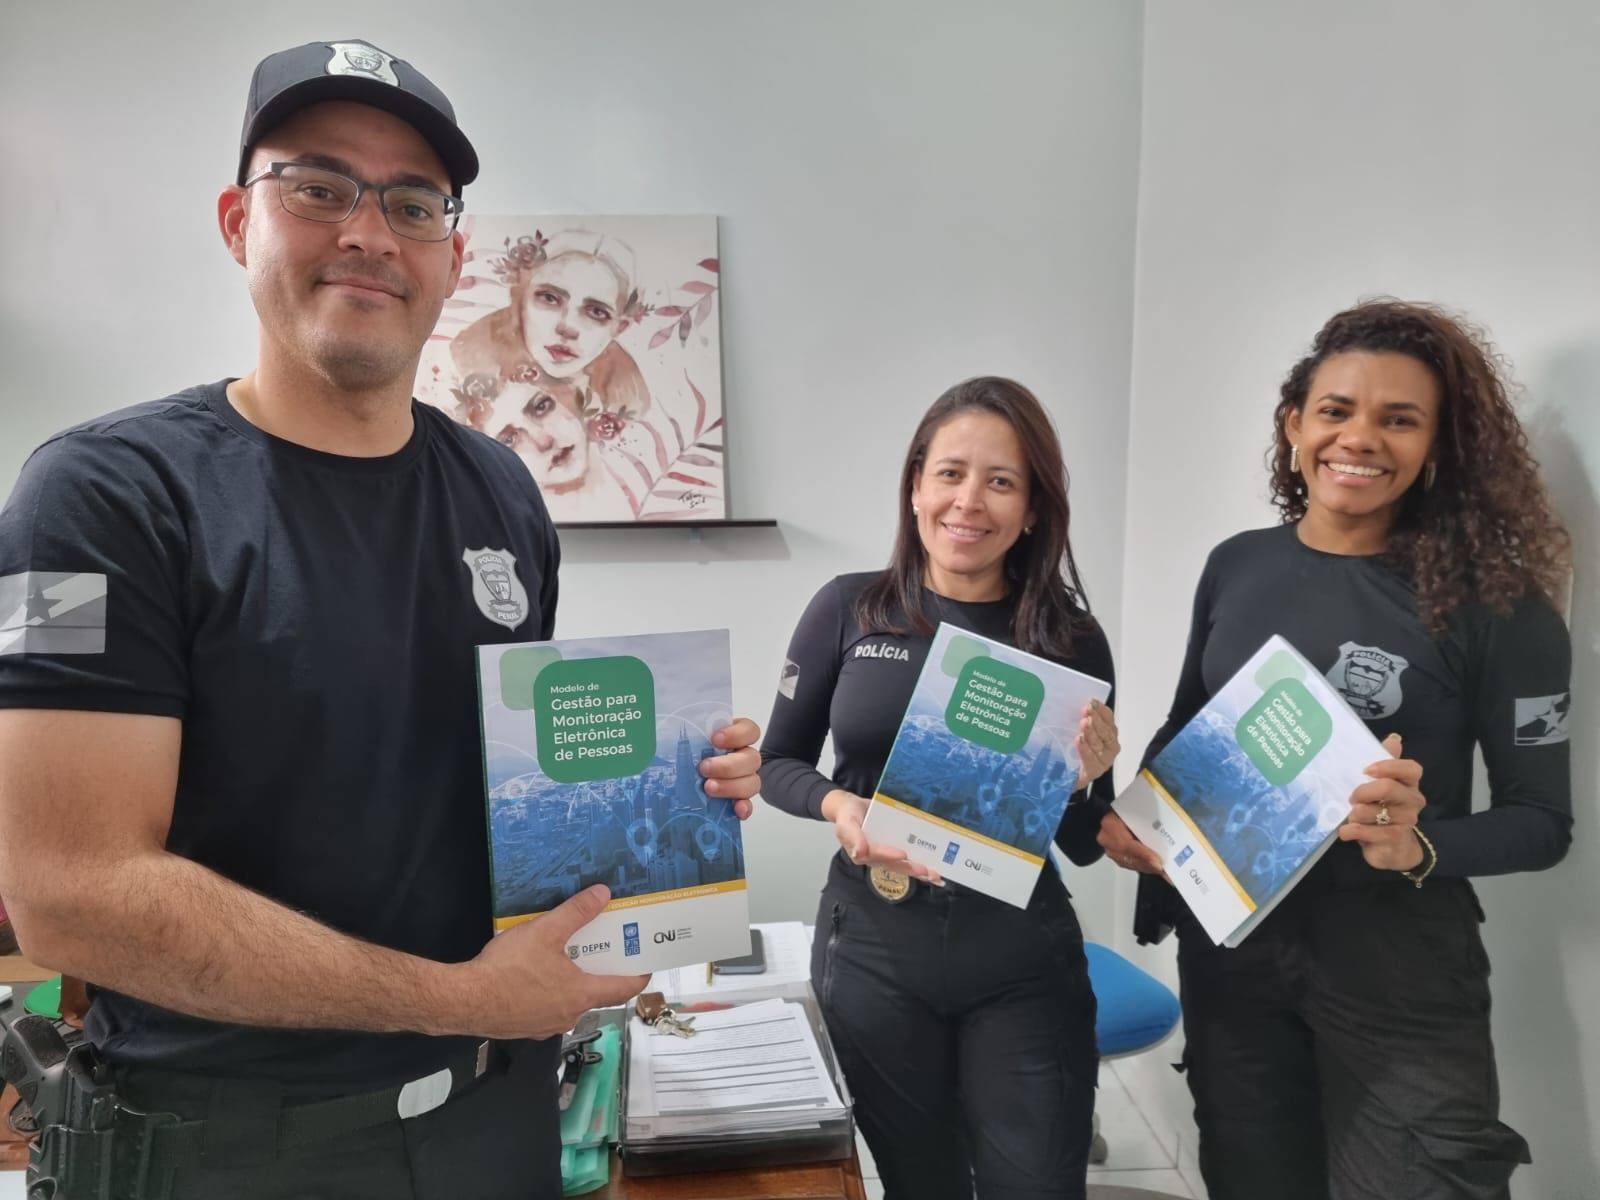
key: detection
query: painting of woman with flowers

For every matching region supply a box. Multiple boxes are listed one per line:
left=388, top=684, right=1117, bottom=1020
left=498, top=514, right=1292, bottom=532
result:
left=416, top=215, right=725, bottom=522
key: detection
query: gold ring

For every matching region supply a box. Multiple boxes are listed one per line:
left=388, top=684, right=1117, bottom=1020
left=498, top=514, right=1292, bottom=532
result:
left=1375, top=806, right=1392, bottom=826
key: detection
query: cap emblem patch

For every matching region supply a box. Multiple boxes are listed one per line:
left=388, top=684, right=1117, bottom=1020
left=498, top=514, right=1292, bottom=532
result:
left=325, top=42, right=399, bottom=86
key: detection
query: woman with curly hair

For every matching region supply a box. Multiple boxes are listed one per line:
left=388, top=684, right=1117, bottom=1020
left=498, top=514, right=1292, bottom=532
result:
left=1100, top=299, right=1573, bottom=1200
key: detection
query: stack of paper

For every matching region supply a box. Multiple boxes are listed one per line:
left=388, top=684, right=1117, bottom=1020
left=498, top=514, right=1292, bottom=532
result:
left=624, top=997, right=847, bottom=1142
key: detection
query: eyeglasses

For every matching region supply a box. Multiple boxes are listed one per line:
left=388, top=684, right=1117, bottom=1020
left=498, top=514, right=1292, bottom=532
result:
left=242, top=162, right=464, bottom=243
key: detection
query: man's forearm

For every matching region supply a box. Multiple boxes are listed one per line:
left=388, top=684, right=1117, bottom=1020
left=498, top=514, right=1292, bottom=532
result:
left=11, top=851, right=467, bottom=1036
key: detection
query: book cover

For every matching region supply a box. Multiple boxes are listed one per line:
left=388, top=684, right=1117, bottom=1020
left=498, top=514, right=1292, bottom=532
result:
left=1115, top=635, right=1386, bottom=947
left=475, top=629, right=749, bottom=973
left=861, top=622, right=1112, bottom=907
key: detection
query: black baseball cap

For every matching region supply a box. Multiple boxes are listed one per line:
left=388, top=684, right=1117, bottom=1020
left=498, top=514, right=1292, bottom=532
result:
left=237, top=39, right=479, bottom=195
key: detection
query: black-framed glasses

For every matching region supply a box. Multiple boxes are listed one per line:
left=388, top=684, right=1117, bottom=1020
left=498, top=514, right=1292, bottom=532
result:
left=242, top=162, right=464, bottom=243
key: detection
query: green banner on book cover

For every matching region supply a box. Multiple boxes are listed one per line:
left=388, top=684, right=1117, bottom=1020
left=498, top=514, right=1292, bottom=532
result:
left=532, top=655, right=657, bottom=783
left=1234, top=678, right=1333, bottom=786
left=944, top=655, right=1044, bottom=754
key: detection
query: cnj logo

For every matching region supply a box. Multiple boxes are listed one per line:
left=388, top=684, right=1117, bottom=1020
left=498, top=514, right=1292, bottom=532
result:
left=1175, top=845, right=1194, bottom=867
left=943, top=842, right=960, bottom=865
left=964, top=857, right=995, bottom=877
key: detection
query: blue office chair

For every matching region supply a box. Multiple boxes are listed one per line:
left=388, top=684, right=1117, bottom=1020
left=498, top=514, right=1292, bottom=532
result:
left=1085, top=942, right=1181, bottom=1165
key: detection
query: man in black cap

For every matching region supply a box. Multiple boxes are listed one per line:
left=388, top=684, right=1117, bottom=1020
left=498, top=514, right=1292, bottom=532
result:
left=0, top=38, right=760, bottom=1199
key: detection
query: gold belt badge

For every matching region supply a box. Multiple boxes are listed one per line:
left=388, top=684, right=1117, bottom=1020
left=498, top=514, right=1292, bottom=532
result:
left=868, top=867, right=915, bottom=903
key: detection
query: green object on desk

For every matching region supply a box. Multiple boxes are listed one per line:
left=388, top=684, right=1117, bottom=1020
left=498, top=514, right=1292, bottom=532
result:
left=560, top=1144, right=610, bottom=1196
left=560, top=1026, right=621, bottom=1149
left=23, top=975, right=61, bottom=1019
left=561, top=1024, right=622, bottom=1195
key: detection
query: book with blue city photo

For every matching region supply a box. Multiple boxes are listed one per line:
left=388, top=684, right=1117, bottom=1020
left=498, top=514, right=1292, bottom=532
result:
left=861, top=623, right=1112, bottom=907
left=475, top=629, right=749, bottom=974
left=1115, top=635, right=1387, bottom=947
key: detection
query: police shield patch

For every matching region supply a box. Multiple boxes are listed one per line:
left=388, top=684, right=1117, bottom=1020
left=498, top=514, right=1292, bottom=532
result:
left=0, top=572, right=108, bottom=656
left=1514, top=693, right=1570, bottom=746
left=325, top=42, right=400, bottom=86
left=1325, top=641, right=1409, bottom=720
left=462, top=548, right=530, bottom=630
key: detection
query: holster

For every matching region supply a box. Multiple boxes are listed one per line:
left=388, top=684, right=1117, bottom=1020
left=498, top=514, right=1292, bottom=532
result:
left=2, top=975, right=90, bottom=1174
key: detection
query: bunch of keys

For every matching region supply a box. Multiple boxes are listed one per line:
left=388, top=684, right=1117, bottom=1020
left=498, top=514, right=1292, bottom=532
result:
left=634, top=991, right=696, bottom=1039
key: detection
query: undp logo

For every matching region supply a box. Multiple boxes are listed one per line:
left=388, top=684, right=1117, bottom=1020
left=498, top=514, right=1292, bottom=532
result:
left=1175, top=845, right=1194, bottom=867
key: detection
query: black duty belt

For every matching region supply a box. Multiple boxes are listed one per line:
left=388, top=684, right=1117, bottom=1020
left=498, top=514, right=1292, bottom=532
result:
left=131, top=1039, right=496, bottom=1163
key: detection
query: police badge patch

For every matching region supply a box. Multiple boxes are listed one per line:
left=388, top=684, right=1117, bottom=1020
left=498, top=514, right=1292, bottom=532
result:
left=1325, top=642, right=1409, bottom=720
left=324, top=41, right=400, bottom=86
left=462, top=548, right=530, bottom=629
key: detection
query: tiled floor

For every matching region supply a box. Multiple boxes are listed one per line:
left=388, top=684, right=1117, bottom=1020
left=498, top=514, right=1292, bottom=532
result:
left=854, top=1058, right=1200, bottom=1199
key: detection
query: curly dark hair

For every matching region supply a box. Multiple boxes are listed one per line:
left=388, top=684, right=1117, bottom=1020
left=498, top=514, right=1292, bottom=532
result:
left=856, top=376, right=1093, bottom=660
left=1269, top=299, right=1570, bottom=634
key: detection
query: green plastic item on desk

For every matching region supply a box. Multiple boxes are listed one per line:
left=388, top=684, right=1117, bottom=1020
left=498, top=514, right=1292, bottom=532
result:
left=559, top=1026, right=621, bottom=1150
left=559, top=1024, right=621, bottom=1195
left=560, top=1144, right=610, bottom=1196
left=23, top=976, right=61, bottom=1019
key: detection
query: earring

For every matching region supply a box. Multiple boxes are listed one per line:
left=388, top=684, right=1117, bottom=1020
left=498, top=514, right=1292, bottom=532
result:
left=1023, top=525, right=1033, bottom=536
left=1289, top=444, right=1300, bottom=474
left=1424, top=462, right=1436, bottom=491
left=911, top=505, right=919, bottom=515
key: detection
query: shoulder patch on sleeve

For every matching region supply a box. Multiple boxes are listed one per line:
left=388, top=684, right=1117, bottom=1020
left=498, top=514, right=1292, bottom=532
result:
left=778, top=658, right=799, bottom=700
left=1514, top=693, right=1570, bottom=746
left=0, top=572, right=108, bottom=656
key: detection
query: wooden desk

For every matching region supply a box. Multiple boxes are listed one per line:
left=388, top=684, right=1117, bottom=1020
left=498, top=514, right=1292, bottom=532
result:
left=593, top=1151, right=869, bottom=1200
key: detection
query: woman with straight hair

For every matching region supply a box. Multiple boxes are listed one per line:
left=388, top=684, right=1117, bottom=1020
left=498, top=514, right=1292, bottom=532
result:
left=760, top=376, right=1121, bottom=1200
left=1103, top=299, right=1573, bottom=1200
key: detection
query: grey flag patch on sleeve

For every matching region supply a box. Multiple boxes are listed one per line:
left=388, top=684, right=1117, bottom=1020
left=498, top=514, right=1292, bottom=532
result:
left=1514, top=693, right=1570, bottom=746
left=0, top=572, right=109, bottom=656
left=777, top=659, right=800, bottom=700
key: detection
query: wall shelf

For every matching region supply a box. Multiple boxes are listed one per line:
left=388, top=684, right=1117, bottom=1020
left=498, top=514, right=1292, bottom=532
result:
left=556, top=518, right=778, bottom=542
left=556, top=519, right=777, bottom=531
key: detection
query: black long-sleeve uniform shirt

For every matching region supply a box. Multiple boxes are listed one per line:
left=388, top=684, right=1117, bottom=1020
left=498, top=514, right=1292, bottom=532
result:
left=1136, top=524, right=1572, bottom=941
left=760, top=572, right=1118, bottom=866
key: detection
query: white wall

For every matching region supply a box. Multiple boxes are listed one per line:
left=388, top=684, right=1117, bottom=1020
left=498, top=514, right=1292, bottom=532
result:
left=11, top=5, right=1593, bottom=1191
left=1120, top=2, right=1600, bottom=1195
left=0, top=1, right=1145, bottom=933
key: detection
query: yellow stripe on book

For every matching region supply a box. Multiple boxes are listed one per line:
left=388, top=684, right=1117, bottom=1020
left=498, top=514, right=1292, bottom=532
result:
left=871, top=793, right=1046, bottom=866
left=493, top=879, right=748, bottom=931
left=1140, top=769, right=1256, bottom=912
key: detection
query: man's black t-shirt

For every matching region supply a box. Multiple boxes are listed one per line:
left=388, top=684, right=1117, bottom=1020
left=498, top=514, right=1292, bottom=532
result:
left=1135, top=523, right=1572, bottom=940
left=760, top=572, right=1118, bottom=866
left=0, top=381, right=559, bottom=1092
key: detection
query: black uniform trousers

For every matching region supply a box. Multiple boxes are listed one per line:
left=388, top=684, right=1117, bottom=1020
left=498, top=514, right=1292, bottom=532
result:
left=812, top=854, right=1098, bottom=1200
left=63, top=1036, right=563, bottom=1200
left=1176, top=875, right=1530, bottom=1200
